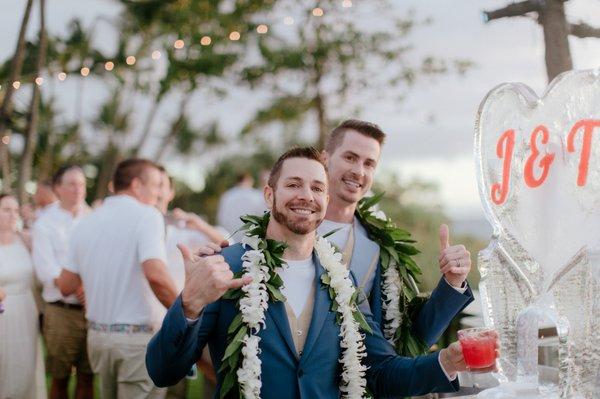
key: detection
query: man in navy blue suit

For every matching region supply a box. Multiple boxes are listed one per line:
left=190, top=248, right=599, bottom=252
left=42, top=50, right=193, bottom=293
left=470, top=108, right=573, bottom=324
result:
left=146, top=147, right=491, bottom=398
left=318, top=119, right=474, bottom=346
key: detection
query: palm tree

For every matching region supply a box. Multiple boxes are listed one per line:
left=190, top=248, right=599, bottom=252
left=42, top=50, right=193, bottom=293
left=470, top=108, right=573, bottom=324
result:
left=92, top=91, right=131, bottom=199
left=0, top=0, right=34, bottom=188
left=17, top=0, right=48, bottom=203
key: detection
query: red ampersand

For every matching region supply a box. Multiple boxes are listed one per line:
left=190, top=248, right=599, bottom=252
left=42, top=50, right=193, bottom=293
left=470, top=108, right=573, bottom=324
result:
left=524, top=125, right=555, bottom=188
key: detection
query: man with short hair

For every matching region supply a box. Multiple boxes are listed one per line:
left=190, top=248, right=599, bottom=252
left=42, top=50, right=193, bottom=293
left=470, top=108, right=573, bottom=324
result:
left=58, top=158, right=178, bottom=399
left=146, top=147, right=491, bottom=398
left=319, top=119, right=474, bottom=350
left=32, top=164, right=92, bottom=399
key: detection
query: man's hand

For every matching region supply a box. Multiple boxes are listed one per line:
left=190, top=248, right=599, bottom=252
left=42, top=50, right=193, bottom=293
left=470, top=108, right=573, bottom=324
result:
left=194, top=241, right=229, bottom=257
left=440, top=331, right=500, bottom=376
left=75, top=286, right=86, bottom=307
left=438, top=224, right=471, bottom=288
left=179, top=244, right=251, bottom=319
left=0, top=287, right=6, bottom=302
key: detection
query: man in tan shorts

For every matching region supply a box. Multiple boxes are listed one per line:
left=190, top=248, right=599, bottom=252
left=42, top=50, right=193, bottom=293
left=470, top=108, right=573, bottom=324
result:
left=32, top=165, right=93, bottom=399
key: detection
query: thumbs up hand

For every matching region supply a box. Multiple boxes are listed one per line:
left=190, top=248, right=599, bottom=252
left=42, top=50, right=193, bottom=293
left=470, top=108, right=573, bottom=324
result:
left=179, top=244, right=252, bottom=319
left=438, top=224, right=471, bottom=288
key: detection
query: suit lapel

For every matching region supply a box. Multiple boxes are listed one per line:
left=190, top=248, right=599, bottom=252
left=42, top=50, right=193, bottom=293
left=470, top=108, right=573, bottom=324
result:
left=266, top=300, right=297, bottom=359
left=299, top=251, right=331, bottom=362
left=349, top=218, right=380, bottom=293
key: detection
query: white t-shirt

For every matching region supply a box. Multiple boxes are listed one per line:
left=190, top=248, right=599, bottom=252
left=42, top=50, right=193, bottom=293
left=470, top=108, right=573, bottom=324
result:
left=278, top=257, right=315, bottom=317
left=32, top=202, right=90, bottom=303
left=66, top=195, right=167, bottom=327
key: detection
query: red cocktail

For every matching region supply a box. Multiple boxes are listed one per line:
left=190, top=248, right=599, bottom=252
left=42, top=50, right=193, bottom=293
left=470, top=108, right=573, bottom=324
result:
left=458, top=327, right=497, bottom=372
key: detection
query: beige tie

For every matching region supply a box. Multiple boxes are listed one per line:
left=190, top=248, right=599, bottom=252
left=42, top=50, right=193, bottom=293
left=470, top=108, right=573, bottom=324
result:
left=341, top=225, right=355, bottom=268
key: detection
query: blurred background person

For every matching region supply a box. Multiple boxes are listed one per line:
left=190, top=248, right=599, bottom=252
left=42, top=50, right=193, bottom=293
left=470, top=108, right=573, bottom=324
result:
left=31, top=165, right=93, bottom=399
left=20, top=180, right=58, bottom=229
left=0, top=193, right=47, bottom=399
left=217, top=172, right=265, bottom=242
left=157, top=167, right=224, bottom=290
left=156, top=167, right=219, bottom=399
left=58, top=158, right=178, bottom=399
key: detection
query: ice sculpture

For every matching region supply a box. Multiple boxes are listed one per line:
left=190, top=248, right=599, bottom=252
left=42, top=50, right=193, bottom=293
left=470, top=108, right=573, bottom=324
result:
left=474, top=68, right=600, bottom=399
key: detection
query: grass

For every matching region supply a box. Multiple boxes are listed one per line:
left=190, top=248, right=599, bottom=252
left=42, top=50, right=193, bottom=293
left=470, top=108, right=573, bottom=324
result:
left=44, top=372, right=205, bottom=398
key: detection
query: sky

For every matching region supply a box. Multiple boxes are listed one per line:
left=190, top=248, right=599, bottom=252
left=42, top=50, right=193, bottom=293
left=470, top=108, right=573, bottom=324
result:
left=2, top=0, right=600, bottom=224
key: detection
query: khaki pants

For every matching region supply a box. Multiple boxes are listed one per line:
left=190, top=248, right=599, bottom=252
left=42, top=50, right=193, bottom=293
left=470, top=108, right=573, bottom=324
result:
left=88, top=329, right=165, bottom=399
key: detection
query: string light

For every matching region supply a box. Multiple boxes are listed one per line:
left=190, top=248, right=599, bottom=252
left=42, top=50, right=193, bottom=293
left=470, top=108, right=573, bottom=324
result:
left=283, top=16, right=294, bottom=25
left=312, top=7, right=324, bottom=17
left=229, top=31, right=241, bottom=41
left=1, top=136, right=9, bottom=145
left=256, top=24, right=268, bottom=34
left=80, top=67, right=90, bottom=77
left=174, top=39, right=185, bottom=49
left=151, top=50, right=161, bottom=60
left=126, top=56, right=136, bottom=65
left=35, top=77, right=43, bottom=86
left=104, top=61, right=114, bottom=71
left=12, top=81, right=20, bottom=90
left=58, top=72, right=67, bottom=81
left=342, top=0, right=352, bottom=7
left=200, top=36, right=212, bottom=46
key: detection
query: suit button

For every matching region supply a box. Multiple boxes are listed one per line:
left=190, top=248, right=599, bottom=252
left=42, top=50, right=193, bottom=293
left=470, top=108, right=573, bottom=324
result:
left=298, top=369, right=304, bottom=377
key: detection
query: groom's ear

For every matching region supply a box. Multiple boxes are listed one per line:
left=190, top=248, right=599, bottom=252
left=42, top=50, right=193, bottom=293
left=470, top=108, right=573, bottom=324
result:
left=321, top=150, right=329, bottom=164
left=264, top=184, right=274, bottom=210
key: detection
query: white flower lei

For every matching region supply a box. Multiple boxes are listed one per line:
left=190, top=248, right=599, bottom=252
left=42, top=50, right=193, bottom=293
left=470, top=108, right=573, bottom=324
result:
left=236, top=234, right=271, bottom=399
left=314, top=235, right=369, bottom=399
left=381, top=260, right=403, bottom=342
left=370, top=209, right=404, bottom=342
left=232, top=234, right=369, bottom=399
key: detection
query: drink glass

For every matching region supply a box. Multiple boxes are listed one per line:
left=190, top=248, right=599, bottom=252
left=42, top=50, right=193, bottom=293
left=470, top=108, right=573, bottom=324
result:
left=458, top=327, right=497, bottom=373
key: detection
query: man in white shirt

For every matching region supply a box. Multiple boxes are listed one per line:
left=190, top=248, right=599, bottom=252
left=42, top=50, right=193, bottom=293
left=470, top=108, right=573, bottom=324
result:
left=58, top=158, right=178, bottom=399
left=217, top=172, right=266, bottom=242
left=32, top=165, right=92, bottom=399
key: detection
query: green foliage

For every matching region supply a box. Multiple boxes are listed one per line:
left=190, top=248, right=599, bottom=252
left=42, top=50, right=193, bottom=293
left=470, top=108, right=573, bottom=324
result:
left=356, top=193, right=429, bottom=356
left=239, top=0, right=472, bottom=145
left=218, top=212, right=286, bottom=399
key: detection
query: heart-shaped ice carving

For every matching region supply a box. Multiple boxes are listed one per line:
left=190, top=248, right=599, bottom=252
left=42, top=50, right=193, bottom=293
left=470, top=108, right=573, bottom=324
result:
left=475, top=69, right=600, bottom=293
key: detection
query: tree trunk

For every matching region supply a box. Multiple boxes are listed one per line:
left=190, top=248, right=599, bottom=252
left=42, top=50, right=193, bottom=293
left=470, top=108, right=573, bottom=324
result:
left=94, top=143, right=121, bottom=200
left=17, top=0, right=47, bottom=204
left=539, top=0, right=573, bottom=82
left=154, top=94, right=191, bottom=162
left=37, top=133, right=55, bottom=181
left=0, top=0, right=35, bottom=188
left=133, top=93, right=162, bottom=156
left=315, top=92, right=328, bottom=150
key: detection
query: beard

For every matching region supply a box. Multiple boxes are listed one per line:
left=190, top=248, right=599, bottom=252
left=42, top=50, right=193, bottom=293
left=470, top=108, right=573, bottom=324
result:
left=271, top=194, right=323, bottom=235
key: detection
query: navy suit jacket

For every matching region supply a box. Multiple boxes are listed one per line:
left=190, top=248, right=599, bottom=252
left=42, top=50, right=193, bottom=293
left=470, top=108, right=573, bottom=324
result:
left=369, top=265, right=474, bottom=347
left=146, top=244, right=459, bottom=398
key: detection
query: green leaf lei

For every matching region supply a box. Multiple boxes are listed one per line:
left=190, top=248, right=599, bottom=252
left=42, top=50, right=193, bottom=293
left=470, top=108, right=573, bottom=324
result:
left=356, top=193, right=429, bottom=357
left=218, top=212, right=373, bottom=398
left=219, top=213, right=287, bottom=398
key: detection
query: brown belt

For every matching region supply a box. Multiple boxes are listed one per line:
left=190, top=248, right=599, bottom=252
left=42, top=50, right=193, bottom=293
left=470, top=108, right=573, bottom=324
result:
left=48, top=300, right=84, bottom=311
